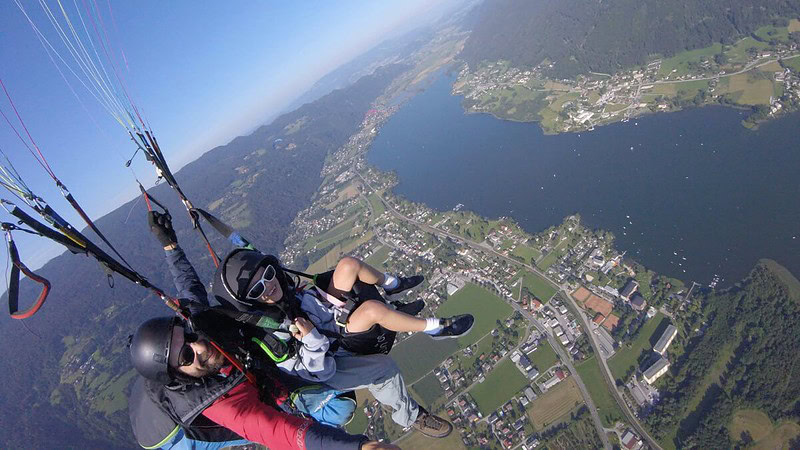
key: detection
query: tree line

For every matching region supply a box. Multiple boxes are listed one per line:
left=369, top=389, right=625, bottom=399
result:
left=460, top=0, right=800, bottom=79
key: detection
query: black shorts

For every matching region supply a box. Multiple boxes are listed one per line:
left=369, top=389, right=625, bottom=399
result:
left=312, top=269, right=336, bottom=296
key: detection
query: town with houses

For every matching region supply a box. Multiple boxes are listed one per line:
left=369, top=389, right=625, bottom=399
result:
left=275, top=79, right=709, bottom=449
left=453, top=21, right=800, bottom=134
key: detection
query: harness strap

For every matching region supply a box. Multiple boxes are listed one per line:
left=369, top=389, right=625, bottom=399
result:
left=282, top=267, right=315, bottom=280
left=5, top=232, right=50, bottom=319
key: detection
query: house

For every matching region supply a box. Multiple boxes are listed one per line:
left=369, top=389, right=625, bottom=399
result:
left=542, top=375, right=561, bottom=390
left=621, top=430, right=643, bottom=450
left=524, top=387, right=537, bottom=402
left=592, top=313, right=606, bottom=326
left=630, top=293, right=647, bottom=311
left=653, top=324, right=677, bottom=355
left=619, top=280, right=639, bottom=300
left=643, top=357, right=670, bottom=384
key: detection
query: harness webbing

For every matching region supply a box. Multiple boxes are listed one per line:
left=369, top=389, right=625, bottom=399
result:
left=3, top=201, right=148, bottom=287
left=3, top=226, right=51, bottom=319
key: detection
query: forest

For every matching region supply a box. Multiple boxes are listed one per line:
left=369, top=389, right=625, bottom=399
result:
left=460, top=0, right=800, bottom=78
left=642, top=260, right=800, bottom=448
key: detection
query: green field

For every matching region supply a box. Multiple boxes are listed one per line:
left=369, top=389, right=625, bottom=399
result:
left=469, top=359, right=529, bottom=415
left=346, top=397, right=369, bottom=434
left=727, top=73, right=774, bottom=105
left=411, top=372, right=445, bottom=409
left=392, top=334, right=461, bottom=383
left=364, top=245, right=391, bottom=268
left=521, top=271, right=557, bottom=302
left=367, top=192, right=385, bottom=219
left=304, top=216, right=359, bottom=250
left=436, top=283, right=514, bottom=347
left=395, top=428, right=467, bottom=450
left=306, top=232, right=373, bottom=273
left=730, top=409, right=774, bottom=442
left=658, top=43, right=722, bottom=77
left=727, top=37, right=769, bottom=64
left=92, top=369, right=138, bottom=415
left=753, top=24, right=790, bottom=44
left=608, top=313, right=666, bottom=382
left=527, top=342, right=559, bottom=373
left=728, top=408, right=800, bottom=449
left=575, top=357, right=625, bottom=427
left=527, top=377, right=584, bottom=429
left=538, top=236, right=573, bottom=269
left=675, top=79, right=711, bottom=98
left=781, top=56, right=800, bottom=73
left=459, top=334, right=495, bottom=371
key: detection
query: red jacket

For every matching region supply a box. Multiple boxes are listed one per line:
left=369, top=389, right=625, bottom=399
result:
left=203, top=381, right=311, bottom=450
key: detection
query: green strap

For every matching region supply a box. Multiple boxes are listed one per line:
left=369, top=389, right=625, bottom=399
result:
left=256, top=315, right=282, bottom=329
left=141, top=425, right=180, bottom=449
left=251, top=337, right=289, bottom=363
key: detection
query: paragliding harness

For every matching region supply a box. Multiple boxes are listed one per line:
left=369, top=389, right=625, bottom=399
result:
left=284, top=267, right=398, bottom=356
left=189, top=205, right=399, bottom=357
left=196, top=306, right=300, bottom=365
left=2, top=222, right=50, bottom=319
left=0, top=200, right=151, bottom=320
left=185, top=307, right=357, bottom=427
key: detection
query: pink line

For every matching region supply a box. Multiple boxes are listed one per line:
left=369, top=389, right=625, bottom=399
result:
left=0, top=78, right=56, bottom=179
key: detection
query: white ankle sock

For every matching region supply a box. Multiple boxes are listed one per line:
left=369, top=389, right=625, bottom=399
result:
left=423, top=317, right=442, bottom=334
left=382, top=273, right=399, bottom=289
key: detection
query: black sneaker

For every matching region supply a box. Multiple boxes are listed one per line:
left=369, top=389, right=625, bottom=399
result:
left=429, top=314, right=475, bottom=340
left=412, top=407, right=453, bottom=438
left=384, top=275, right=424, bottom=296
left=392, top=299, right=426, bottom=316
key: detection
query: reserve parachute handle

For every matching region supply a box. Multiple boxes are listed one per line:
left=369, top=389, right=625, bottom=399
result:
left=2, top=222, right=51, bottom=319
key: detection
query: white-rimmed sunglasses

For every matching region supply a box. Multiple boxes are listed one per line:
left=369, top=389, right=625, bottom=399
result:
left=246, top=265, right=277, bottom=299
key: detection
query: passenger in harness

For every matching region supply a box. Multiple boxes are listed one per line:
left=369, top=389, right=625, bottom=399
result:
left=149, top=211, right=468, bottom=438
left=214, top=249, right=475, bottom=355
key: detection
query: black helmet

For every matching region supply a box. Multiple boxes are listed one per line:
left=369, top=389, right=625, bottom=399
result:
left=212, top=249, right=290, bottom=311
left=129, top=316, right=178, bottom=384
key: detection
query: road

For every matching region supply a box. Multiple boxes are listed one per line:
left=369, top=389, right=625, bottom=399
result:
left=650, top=53, right=800, bottom=85
left=598, top=52, right=800, bottom=123
left=560, top=287, right=663, bottom=450
left=359, top=174, right=612, bottom=449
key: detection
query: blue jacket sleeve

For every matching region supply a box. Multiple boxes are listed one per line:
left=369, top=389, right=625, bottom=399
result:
left=165, top=245, right=209, bottom=308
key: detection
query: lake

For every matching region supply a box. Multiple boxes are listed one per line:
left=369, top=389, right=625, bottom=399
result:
left=367, top=73, right=800, bottom=287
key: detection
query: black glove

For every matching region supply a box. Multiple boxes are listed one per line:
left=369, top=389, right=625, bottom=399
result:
left=148, top=211, right=177, bottom=247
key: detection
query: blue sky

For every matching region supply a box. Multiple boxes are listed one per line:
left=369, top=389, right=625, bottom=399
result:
left=0, top=1, right=441, bottom=269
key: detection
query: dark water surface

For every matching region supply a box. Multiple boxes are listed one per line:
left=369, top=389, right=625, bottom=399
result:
left=367, top=74, right=800, bottom=287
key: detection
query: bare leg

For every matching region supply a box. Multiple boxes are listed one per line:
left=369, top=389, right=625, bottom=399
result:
left=346, top=300, right=428, bottom=333
left=331, top=256, right=386, bottom=294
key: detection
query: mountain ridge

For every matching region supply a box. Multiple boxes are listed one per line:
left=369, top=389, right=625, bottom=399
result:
left=0, top=63, right=407, bottom=448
